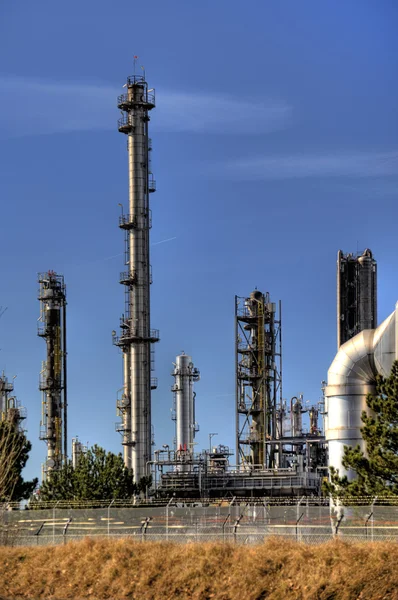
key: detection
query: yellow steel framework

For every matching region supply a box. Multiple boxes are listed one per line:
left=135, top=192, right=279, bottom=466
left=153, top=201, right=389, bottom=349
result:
left=235, top=291, right=282, bottom=470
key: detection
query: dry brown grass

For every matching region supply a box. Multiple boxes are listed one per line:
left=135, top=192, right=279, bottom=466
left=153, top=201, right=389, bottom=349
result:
left=1, top=538, right=398, bottom=600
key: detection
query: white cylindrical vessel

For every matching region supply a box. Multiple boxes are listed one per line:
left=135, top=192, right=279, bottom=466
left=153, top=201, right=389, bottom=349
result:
left=172, top=353, right=200, bottom=470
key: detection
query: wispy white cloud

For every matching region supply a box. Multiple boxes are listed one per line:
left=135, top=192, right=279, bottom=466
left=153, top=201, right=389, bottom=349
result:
left=0, top=77, right=115, bottom=137
left=0, top=76, right=291, bottom=138
left=225, top=152, right=398, bottom=179
left=156, top=92, right=290, bottom=134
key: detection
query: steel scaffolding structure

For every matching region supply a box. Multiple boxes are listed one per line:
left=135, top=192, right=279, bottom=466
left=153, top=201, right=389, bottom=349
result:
left=113, top=71, right=159, bottom=483
left=235, top=291, right=282, bottom=470
left=38, top=271, right=67, bottom=477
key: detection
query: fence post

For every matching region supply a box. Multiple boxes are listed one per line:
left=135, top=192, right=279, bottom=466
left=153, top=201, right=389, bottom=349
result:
left=296, top=496, right=305, bottom=542
left=296, top=512, right=304, bottom=542
left=53, top=500, right=60, bottom=545
left=364, top=511, right=373, bottom=540
left=334, top=514, right=344, bottom=538
left=140, top=517, right=151, bottom=542
left=34, top=522, right=45, bottom=546
left=229, top=496, right=236, bottom=522
left=233, top=514, right=243, bottom=544
left=222, top=513, right=230, bottom=543
left=63, top=518, right=72, bottom=545
left=371, top=496, right=377, bottom=542
left=166, top=497, right=173, bottom=542
left=107, top=499, right=115, bottom=537
left=263, top=501, right=269, bottom=538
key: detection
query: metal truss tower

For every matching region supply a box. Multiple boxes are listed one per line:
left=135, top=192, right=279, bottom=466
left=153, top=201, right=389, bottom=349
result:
left=113, top=70, right=159, bottom=483
left=38, top=271, right=67, bottom=477
left=235, top=291, right=282, bottom=469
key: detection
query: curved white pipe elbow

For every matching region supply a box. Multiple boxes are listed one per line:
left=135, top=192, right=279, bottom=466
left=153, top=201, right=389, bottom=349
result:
left=325, top=303, right=397, bottom=478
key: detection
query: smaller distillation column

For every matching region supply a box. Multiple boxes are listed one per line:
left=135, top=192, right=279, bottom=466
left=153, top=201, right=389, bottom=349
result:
left=358, top=249, right=377, bottom=332
left=38, top=271, right=67, bottom=477
left=337, top=249, right=377, bottom=348
left=171, top=353, right=200, bottom=470
left=71, top=437, right=86, bottom=468
left=0, top=372, right=26, bottom=428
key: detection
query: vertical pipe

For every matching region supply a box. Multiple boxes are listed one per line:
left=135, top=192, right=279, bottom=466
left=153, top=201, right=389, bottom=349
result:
left=279, top=300, right=282, bottom=407
left=373, top=260, right=377, bottom=328
left=337, top=250, right=342, bottom=348
left=234, top=296, right=240, bottom=468
left=122, top=350, right=131, bottom=469
left=278, top=300, right=283, bottom=467
left=62, top=301, right=67, bottom=462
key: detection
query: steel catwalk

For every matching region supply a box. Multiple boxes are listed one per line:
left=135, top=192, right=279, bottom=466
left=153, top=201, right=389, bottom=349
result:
left=114, top=73, right=159, bottom=484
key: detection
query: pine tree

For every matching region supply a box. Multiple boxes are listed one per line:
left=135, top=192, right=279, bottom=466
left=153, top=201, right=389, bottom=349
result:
left=324, top=360, right=398, bottom=498
left=0, top=421, right=38, bottom=502
left=39, top=445, right=138, bottom=501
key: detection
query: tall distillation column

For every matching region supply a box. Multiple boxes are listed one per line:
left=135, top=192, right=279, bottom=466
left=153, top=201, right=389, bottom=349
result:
left=337, top=249, right=377, bottom=348
left=171, top=353, right=200, bottom=470
left=113, top=72, right=159, bottom=483
left=235, top=291, right=282, bottom=469
left=38, top=271, right=67, bottom=477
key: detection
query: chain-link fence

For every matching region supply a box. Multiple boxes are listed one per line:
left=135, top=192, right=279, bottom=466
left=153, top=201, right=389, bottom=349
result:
left=1, top=498, right=397, bottom=546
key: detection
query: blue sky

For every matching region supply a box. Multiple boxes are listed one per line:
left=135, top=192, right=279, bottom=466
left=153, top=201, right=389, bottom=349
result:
left=0, top=1, right=397, bottom=482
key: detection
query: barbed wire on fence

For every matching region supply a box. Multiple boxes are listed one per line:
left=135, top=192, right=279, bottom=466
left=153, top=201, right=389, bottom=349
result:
left=1, top=498, right=398, bottom=547
left=2, top=495, right=398, bottom=512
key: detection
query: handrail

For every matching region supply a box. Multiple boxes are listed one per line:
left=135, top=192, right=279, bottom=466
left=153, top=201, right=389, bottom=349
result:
left=117, top=91, right=155, bottom=107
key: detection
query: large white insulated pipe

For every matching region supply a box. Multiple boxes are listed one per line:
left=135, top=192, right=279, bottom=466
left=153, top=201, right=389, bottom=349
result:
left=325, top=302, right=398, bottom=478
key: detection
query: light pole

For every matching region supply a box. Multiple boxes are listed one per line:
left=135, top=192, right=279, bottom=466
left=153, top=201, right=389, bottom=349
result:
left=209, top=433, right=218, bottom=453
left=162, top=444, right=170, bottom=461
